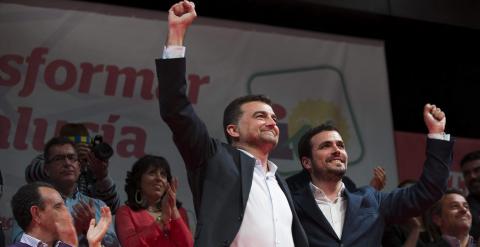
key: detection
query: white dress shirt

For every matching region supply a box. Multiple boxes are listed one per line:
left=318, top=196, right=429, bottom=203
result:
left=310, top=182, right=347, bottom=239
left=230, top=149, right=294, bottom=247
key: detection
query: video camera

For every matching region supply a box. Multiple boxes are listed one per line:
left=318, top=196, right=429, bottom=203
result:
left=66, top=135, right=114, bottom=161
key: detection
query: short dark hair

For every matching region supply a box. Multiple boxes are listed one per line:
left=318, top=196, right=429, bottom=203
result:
left=43, top=137, right=76, bottom=162
left=59, top=123, right=89, bottom=137
left=460, top=150, right=480, bottom=168
left=11, top=182, right=55, bottom=231
left=431, top=188, right=466, bottom=217
left=297, top=123, right=339, bottom=160
left=125, top=155, right=173, bottom=211
left=223, top=94, right=272, bottom=144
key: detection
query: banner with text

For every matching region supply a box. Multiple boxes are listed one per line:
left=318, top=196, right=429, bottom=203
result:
left=0, top=0, right=395, bottom=239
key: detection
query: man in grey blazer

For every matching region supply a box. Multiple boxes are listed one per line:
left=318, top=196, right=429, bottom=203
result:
left=288, top=104, right=454, bottom=247
left=156, top=1, right=308, bottom=246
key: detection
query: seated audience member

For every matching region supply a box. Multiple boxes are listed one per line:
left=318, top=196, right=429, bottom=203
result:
left=115, top=155, right=192, bottom=247
left=460, top=151, right=480, bottom=240
left=12, top=137, right=120, bottom=247
left=25, top=123, right=120, bottom=213
left=382, top=180, right=438, bottom=247
left=8, top=182, right=112, bottom=247
left=426, top=189, right=475, bottom=247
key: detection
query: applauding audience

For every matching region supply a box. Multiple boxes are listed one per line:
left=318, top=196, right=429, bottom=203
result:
left=9, top=182, right=112, bottom=247
left=12, top=137, right=119, bottom=247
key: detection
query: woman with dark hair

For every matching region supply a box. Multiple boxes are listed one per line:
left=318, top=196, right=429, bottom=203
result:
left=115, top=155, right=192, bottom=247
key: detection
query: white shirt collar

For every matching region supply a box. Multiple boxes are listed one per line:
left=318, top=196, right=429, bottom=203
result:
left=310, top=182, right=345, bottom=202
left=20, top=233, right=48, bottom=247
left=237, top=148, right=278, bottom=176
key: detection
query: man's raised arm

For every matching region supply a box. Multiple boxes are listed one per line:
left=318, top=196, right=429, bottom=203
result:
left=164, top=1, right=196, bottom=57
left=382, top=103, right=453, bottom=223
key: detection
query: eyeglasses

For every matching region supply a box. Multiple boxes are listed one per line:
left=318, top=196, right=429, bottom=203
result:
left=47, top=154, right=79, bottom=163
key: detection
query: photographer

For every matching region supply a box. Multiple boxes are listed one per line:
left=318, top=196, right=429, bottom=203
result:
left=24, top=123, right=120, bottom=214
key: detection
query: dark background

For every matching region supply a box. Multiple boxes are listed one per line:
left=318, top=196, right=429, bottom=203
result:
left=82, top=0, right=480, bottom=138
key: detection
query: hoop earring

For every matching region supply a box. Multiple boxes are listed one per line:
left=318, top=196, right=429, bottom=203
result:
left=135, top=190, right=144, bottom=205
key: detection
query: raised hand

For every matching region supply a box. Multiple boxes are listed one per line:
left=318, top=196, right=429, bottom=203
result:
left=87, top=206, right=112, bottom=247
left=369, top=166, right=386, bottom=191
left=167, top=0, right=197, bottom=46
left=423, top=103, right=446, bottom=134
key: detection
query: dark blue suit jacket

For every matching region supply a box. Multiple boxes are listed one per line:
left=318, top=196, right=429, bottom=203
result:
left=288, top=138, right=453, bottom=247
left=156, top=57, right=308, bottom=247
left=8, top=243, right=33, bottom=247
left=7, top=243, right=31, bottom=247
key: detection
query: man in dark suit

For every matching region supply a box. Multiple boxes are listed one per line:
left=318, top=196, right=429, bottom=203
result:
left=156, top=1, right=308, bottom=246
left=288, top=104, right=453, bottom=247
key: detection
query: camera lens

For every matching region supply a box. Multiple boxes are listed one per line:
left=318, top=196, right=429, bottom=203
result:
left=91, top=135, right=114, bottom=161
left=93, top=142, right=114, bottom=161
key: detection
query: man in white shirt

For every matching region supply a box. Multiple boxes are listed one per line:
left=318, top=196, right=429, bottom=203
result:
left=288, top=104, right=454, bottom=247
left=156, top=1, right=308, bottom=246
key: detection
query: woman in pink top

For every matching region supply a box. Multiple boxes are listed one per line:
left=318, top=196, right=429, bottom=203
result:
left=115, top=155, right=193, bottom=247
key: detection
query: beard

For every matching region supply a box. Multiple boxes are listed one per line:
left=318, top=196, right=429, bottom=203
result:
left=312, top=165, right=346, bottom=182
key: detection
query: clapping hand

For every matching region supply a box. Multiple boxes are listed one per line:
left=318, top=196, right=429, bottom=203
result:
left=73, top=199, right=96, bottom=235
left=87, top=206, right=112, bottom=247
left=160, top=177, right=180, bottom=231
